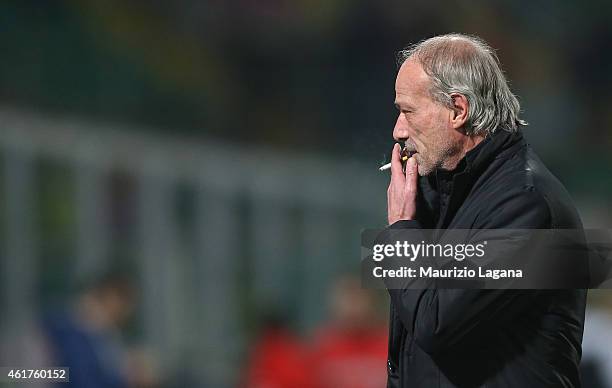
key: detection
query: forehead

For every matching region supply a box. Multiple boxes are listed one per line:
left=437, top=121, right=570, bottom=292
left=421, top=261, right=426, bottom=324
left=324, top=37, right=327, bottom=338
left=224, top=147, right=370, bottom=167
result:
left=395, top=58, right=431, bottom=101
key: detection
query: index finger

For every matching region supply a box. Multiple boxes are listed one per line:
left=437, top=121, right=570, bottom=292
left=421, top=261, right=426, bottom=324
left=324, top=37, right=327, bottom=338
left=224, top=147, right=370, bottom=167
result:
left=404, top=155, right=418, bottom=194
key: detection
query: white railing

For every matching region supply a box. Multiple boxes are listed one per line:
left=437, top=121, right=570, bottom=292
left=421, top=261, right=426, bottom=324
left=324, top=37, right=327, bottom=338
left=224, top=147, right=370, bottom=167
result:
left=0, top=108, right=387, bottom=386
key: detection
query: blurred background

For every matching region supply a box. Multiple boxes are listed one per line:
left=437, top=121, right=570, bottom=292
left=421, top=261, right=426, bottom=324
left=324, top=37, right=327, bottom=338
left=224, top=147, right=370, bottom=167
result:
left=0, top=1, right=611, bottom=387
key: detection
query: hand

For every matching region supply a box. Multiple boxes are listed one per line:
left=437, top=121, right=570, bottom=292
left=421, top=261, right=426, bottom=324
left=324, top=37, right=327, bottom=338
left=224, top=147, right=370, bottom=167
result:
left=387, top=143, right=418, bottom=224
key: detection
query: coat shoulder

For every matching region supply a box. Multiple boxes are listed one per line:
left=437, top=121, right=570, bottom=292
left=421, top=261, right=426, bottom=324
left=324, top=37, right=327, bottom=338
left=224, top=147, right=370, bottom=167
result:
left=470, top=145, right=582, bottom=229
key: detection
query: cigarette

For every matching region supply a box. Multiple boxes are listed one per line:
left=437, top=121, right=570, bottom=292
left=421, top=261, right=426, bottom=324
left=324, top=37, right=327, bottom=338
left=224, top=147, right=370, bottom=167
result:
left=379, top=155, right=409, bottom=171
left=379, top=162, right=392, bottom=171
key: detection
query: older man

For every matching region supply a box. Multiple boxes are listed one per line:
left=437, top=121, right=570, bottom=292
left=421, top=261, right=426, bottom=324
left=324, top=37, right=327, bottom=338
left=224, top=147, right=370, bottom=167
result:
left=384, top=34, right=586, bottom=387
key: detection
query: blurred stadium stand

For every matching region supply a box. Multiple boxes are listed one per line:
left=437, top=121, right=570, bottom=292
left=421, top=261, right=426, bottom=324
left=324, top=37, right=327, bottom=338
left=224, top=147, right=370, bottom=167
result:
left=0, top=108, right=388, bottom=386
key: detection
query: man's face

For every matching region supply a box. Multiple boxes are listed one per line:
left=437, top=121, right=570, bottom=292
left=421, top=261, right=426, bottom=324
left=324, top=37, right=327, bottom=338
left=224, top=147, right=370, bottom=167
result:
left=393, top=58, right=464, bottom=176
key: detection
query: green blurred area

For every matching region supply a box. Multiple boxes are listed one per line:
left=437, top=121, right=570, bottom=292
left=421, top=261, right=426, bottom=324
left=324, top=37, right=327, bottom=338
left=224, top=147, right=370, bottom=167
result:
left=0, top=1, right=611, bottom=162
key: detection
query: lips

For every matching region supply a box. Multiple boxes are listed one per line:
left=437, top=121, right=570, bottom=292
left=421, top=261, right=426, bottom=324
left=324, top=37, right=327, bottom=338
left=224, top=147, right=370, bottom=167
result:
left=379, top=145, right=418, bottom=172
left=403, top=141, right=418, bottom=156
left=401, top=147, right=417, bottom=159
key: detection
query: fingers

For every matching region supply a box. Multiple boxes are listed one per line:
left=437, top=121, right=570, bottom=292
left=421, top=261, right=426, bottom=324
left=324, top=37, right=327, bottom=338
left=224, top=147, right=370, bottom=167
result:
left=387, top=148, right=418, bottom=223
left=390, top=143, right=403, bottom=181
left=404, top=156, right=418, bottom=196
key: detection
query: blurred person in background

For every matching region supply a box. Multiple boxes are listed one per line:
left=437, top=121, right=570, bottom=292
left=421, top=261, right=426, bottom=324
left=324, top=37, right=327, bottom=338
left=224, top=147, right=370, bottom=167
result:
left=242, top=312, right=312, bottom=388
left=580, top=292, right=612, bottom=388
left=41, top=270, right=158, bottom=388
left=308, top=275, right=387, bottom=388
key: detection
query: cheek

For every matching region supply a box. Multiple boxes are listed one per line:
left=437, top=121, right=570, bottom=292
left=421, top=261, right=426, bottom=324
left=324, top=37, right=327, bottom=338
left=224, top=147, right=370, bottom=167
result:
left=404, top=115, right=425, bottom=140
left=409, top=116, right=434, bottom=146
left=412, top=112, right=449, bottom=155
left=431, top=106, right=452, bottom=129
left=422, top=110, right=451, bottom=139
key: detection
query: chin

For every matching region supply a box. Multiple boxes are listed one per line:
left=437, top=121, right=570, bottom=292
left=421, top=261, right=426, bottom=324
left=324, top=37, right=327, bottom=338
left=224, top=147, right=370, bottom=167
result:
left=418, top=168, right=433, bottom=177
left=415, top=155, right=433, bottom=176
left=416, top=164, right=434, bottom=176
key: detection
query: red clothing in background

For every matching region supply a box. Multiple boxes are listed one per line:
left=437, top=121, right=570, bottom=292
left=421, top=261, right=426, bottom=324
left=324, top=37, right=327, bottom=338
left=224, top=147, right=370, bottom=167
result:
left=309, top=325, right=388, bottom=388
left=243, top=328, right=313, bottom=388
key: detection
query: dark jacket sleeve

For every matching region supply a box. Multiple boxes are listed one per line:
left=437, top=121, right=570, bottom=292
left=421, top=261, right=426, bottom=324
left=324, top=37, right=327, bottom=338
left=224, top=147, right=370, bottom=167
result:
left=386, top=190, right=552, bottom=355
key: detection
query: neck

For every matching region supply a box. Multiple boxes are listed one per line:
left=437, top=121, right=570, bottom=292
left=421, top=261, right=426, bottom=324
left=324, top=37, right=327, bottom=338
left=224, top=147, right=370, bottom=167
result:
left=441, top=134, right=485, bottom=171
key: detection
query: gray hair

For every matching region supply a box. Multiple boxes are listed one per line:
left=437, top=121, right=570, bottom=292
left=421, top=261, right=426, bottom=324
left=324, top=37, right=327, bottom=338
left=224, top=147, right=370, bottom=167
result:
left=397, top=33, right=527, bottom=136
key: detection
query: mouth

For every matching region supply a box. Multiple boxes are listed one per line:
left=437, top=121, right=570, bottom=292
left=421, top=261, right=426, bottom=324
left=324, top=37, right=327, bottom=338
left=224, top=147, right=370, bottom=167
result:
left=378, top=144, right=418, bottom=172
left=400, top=147, right=415, bottom=172
left=400, top=146, right=417, bottom=163
left=404, top=140, right=418, bottom=154
left=401, top=148, right=417, bottom=159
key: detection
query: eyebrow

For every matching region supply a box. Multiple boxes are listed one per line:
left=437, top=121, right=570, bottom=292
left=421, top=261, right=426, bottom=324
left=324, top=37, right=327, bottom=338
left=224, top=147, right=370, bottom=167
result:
left=394, top=101, right=414, bottom=110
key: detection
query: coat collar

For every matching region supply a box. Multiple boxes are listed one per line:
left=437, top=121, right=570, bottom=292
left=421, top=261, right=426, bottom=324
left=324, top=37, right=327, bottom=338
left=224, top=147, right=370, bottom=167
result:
left=434, top=128, right=525, bottom=182
left=463, top=128, right=525, bottom=178
left=417, top=128, right=526, bottom=229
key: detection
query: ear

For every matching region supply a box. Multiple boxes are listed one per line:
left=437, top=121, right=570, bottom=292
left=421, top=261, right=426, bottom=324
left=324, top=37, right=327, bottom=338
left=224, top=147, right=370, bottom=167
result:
left=449, top=93, right=469, bottom=129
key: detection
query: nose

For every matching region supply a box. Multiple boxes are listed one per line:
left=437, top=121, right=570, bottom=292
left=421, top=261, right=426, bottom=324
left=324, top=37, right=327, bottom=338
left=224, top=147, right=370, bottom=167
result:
left=393, top=113, right=409, bottom=143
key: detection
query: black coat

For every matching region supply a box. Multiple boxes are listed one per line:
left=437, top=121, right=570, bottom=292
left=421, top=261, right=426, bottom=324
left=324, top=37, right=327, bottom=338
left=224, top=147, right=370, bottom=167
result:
left=385, top=129, right=587, bottom=387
